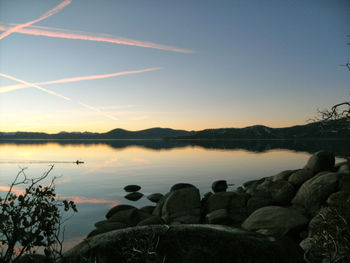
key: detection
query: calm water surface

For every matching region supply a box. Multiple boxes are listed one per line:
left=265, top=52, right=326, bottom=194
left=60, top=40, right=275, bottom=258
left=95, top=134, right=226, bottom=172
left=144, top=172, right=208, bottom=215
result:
left=0, top=140, right=347, bottom=250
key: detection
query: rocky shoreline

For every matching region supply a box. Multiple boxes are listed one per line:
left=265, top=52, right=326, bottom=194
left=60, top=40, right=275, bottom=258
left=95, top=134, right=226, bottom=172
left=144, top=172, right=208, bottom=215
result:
left=64, top=151, right=350, bottom=262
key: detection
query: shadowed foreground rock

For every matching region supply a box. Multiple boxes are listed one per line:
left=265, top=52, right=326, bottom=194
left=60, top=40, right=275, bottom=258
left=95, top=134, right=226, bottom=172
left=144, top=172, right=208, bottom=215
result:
left=63, top=225, right=304, bottom=263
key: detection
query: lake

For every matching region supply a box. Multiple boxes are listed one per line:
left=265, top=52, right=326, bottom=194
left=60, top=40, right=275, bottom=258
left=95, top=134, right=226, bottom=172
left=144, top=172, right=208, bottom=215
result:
left=0, top=139, right=348, bottom=250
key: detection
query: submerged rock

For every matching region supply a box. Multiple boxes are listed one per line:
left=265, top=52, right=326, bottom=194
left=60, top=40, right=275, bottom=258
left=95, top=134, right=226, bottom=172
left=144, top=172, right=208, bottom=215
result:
left=124, top=192, right=144, bottom=201
left=123, top=184, right=141, bottom=192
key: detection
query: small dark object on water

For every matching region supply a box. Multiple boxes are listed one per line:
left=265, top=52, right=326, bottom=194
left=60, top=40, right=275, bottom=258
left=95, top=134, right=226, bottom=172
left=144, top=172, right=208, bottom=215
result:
left=124, top=185, right=141, bottom=192
left=124, top=192, right=144, bottom=201
left=76, top=160, right=84, bottom=165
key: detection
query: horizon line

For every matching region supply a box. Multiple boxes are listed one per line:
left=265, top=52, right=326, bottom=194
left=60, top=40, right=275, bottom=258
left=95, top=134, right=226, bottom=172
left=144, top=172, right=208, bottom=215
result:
left=0, top=122, right=316, bottom=134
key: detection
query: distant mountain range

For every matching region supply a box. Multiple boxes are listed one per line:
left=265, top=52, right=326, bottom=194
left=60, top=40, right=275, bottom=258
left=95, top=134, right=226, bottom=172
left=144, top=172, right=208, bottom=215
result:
left=0, top=122, right=349, bottom=140
left=0, top=128, right=193, bottom=140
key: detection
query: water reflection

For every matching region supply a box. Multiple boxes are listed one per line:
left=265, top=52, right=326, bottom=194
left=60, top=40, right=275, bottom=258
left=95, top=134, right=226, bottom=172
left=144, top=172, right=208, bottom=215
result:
left=1, top=138, right=349, bottom=156
left=0, top=139, right=348, bottom=251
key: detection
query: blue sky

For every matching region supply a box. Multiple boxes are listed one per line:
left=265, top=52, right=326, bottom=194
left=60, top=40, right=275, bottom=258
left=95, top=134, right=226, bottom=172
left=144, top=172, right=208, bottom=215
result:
left=0, top=0, right=349, bottom=132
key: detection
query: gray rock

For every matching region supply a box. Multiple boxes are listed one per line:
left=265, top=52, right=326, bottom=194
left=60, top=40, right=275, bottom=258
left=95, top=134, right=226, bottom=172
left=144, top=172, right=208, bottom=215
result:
left=152, top=193, right=169, bottom=217
left=124, top=184, right=141, bottom=192
left=161, top=187, right=201, bottom=223
left=211, top=180, right=228, bottom=193
left=147, top=193, right=164, bottom=203
left=205, top=192, right=235, bottom=213
left=299, top=237, right=315, bottom=252
left=94, top=220, right=109, bottom=228
left=272, top=170, right=298, bottom=182
left=64, top=225, right=305, bottom=263
left=288, top=169, right=313, bottom=187
left=137, top=215, right=164, bottom=226
left=87, top=222, right=127, bottom=238
left=227, top=192, right=250, bottom=224
left=108, top=208, right=150, bottom=226
left=334, top=161, right=348, bottom=171
left=292, top=172, right=341, bottom=216
left=105, top=204, right=136, bottom=219
left=205, top=209, right=230, bottom=224
left=257, top=179, right=295, bottom=205
left=304, top=151, right=335, bottom=174
left=169, top=214, right=201, bottom=224
left=170, top=183, right=196, bottom=192
left=247, top=196, right=273, bottom=212
left=139, top=205, right=155, bottom=214
left=326, top=191, right=350, bottom=207
left=242, top=206, right=308, bottom=237
left=338, top=163, right=350, bottom=173
left=124, top=192, right=144, bottom=201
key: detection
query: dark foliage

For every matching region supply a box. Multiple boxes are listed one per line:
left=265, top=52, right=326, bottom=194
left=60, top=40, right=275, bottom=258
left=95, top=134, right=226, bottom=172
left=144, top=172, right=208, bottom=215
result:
left=0, top=166, right=77, bottom=262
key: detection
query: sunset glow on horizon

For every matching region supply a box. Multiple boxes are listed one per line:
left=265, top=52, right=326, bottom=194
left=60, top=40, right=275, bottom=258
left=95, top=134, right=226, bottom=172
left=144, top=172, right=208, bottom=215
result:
left=1, top=1, right=349, bottom=133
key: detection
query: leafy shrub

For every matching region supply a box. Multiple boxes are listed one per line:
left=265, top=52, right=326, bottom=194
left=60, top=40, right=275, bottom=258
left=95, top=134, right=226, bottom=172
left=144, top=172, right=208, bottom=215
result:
left=0, top=165, right=77, bottom=262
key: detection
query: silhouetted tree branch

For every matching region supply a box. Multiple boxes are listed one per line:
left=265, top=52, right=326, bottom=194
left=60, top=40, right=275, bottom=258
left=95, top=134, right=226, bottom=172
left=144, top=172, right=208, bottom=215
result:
left=0, top=165, right=77, bottom=262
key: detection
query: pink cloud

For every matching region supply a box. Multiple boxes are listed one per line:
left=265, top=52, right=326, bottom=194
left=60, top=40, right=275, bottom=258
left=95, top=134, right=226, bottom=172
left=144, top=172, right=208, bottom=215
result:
left=0, top=22, right=194, bottom=53
left=0, top=0, right=71, bottom=40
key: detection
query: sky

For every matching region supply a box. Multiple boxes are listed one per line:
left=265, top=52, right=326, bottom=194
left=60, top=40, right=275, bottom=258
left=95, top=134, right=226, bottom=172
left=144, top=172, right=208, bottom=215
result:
left=0, top=0, right=349, bottom=133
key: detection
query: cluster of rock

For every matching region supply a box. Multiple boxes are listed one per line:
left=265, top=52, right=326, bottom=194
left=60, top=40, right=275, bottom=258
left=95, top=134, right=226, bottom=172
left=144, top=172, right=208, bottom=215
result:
left=123, top=184, right=144, bottom=201
left=66, top=151, right=350, bottom=262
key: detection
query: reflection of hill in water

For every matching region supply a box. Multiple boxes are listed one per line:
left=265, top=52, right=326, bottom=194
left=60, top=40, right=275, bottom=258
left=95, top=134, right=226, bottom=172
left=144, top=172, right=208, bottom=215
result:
left=1, top=139, right=349, bottom=157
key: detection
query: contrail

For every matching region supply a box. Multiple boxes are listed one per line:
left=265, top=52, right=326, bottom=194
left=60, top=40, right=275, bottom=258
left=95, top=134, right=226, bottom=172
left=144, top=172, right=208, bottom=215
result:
left=0, top=73, right=72, bottom=101
left=77, top=101, right=118, bottom=121
left=0, top=0, right=71, bottom=40
left=0, top=73, right=118, bottom=121
left=0, top=68, right=161, bottom=93
left=0, top=22, right=194, bottom=53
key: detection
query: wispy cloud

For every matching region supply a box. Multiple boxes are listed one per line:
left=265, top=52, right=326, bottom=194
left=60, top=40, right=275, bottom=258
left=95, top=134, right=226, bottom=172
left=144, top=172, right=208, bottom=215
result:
left=0, top=72, right=118, bottom=121
left=0, top=22, right=195, bottom=53
left=0, top=68, right=161, bottom=93
left=0, top=0, right=71, bottom=40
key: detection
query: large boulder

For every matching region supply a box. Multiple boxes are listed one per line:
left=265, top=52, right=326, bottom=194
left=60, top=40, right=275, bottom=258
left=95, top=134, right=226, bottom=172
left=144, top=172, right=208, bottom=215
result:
left=227, top=192, right=250, bottom=224
left=272, top=170, right=297, bottom=182
left=139, top=205, right=156, bottom=215
left=205, top=209, right=230, bottom=224
left=292, top=172, right=341, bottom=216
left=64, top=225, right=305, bottom=263
left=257, top=179, right=295, bottom=205
left=161, top=186, right=201, bottom=223
left=108, top=208, right=150, bottom=226
left=105, top=204, right=136, bottom=219
left=304, top=151, right=335, bottom=174
left=205, top=192, right=236, bottom=213
left=147, top=193, right=164, bottom=203
left=247, top=196, right=273, bottom=213
left=242, top=206, right=308, bottom=237
left=288, top=169, right=313, bottom=187
left=87, top=222, right=127, bottom=238
left=245, top=178, right=295, bottom=206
